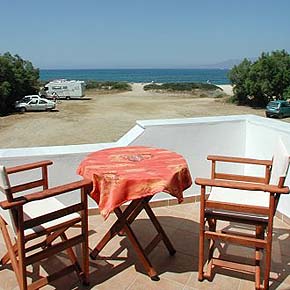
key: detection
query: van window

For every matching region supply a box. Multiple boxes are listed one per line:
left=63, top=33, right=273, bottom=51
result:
left=52, top=86, right=62, bottom=90
left=62, top=86, right=68, bottom=89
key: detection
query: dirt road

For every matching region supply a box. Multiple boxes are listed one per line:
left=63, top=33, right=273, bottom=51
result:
left=0, top=85, right=267, bottom=149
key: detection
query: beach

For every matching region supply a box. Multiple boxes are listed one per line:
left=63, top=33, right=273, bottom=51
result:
left=0, top=83, right=267, bottom=149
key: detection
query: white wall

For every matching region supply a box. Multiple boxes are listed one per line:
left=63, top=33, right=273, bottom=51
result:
left=0, top=143, right=116, bottom=208
left=1, top=115, right=290, bottom=217
left=130, top=116, right=247, bottom=199
left=245, top=116, right=290, bottom=217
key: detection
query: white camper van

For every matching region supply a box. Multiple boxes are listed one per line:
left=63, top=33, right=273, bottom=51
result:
left=40, top=79, right=85, bottom=99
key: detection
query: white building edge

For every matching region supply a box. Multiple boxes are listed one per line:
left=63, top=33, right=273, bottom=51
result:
left=1, top=114, right=290, bottom=220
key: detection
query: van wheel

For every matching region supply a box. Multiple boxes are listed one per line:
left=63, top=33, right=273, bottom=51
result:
left=66, top=96, right=70, bottom=100
left=278, top=114, right=283, bottom=119
left=20, top=107, right=26, bottom=113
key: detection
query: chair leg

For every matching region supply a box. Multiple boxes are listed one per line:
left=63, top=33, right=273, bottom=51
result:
left=198, top=185, right=206, bottom=281
left=17, top=234, right=27, bottom=290
left=198, top=220, right=205, bottom=281
left=0, top=243, right=17, bottom=265
left=198, top=185, right=205, bottom=281
left=82, top=235, right=89, bottom=286
left=255, top=225, right=264, bottom=289
left=264, top=226, right=272, bottom=290
left=60, top=234, right=83, bottom=278
left=205, top=218, right=216, bottom=279
left=81, top=188, right=89, bottom=286
left=0, top=224, right=22, bottom=286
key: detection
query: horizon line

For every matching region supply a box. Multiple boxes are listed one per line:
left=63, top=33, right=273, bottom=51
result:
left=40, top=67, right=231, bottom=70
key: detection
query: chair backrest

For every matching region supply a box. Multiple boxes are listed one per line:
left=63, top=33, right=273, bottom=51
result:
left=0, top=165, right=15, bottom=229
left=269, top=138, right=290, bottom=187
left=0, top=165, right=10, bottom=191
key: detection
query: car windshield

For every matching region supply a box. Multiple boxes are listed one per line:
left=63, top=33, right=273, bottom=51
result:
left=268, top=101, right=280, bottom=109
left=21, top=97, right=31, bottom=103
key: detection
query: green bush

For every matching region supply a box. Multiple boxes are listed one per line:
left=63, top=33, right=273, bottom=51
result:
left=283, top=86, right=290, bottom=99
left=85, top=80, right=131, bottom=91
left=228, top=50, right=290, bottom=107
left=143, top=82, right=220, bottom=92
left=214, top=93, right=225, bottom=99
left=226, top=96, right=238, bottom=104
left=0, top=52, right=39, bottom=115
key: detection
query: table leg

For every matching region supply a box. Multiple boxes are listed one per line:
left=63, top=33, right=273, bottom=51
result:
left=90, top=228, right=119, bottom=259
left=90, top=197, right=176, bottom=281
left=143, top=202, right=176, bottom=256
left=114, top=208, right=159, bottom=280
left=90, top=200, right=142, bottom=259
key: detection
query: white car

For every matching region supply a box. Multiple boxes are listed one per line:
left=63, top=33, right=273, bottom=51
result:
left=16, top=95, right=41, bottom=103
left=15, top=96, right=56, bottom=112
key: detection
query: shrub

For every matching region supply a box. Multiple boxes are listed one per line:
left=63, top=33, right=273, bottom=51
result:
left=143, top=82, right=220, bottom=92
left=85, top=80, right=131, bottom=91
left=0, top=52, right=39, bottom=115
left=228, top=50, right=290, bottom=107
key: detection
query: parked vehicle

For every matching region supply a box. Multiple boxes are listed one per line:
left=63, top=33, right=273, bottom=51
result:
left=39, top=79, right=85, bottom=99
left=265, top=100, right=290, bottom=118
left=15, top=97, right=56, bottom=112
left=16, top=95, right=42, bottom=103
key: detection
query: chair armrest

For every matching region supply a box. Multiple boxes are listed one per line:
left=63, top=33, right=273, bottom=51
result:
left=195, top=177, right=289, bottom=194
left=6, top=160, right=53, bottom=174
left=207, top=155, right=272, bottom=166
left=0, top=179, right=93, bottom=210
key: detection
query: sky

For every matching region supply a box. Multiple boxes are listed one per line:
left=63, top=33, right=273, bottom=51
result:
left=1, top=0, right=290, bottom=69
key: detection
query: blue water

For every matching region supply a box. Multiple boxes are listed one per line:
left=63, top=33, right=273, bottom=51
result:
left=40, top=69, right=230, bottom=84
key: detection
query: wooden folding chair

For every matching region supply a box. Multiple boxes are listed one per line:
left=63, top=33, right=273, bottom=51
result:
left=0, top=160, right=92, bottom=290
left=195, top=139, right=290, bottom=290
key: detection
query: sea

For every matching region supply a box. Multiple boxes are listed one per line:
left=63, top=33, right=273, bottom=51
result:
left=40, top=69, right=230, bottom=85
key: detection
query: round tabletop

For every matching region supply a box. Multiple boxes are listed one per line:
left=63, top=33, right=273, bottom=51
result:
left=77, top=146, right=192, bottom=218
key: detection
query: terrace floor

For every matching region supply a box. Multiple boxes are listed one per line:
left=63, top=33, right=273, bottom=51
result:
left=1, top=202, right=290, bottom=290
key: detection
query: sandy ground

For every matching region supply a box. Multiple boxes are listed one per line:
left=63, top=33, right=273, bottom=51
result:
left=216, top=84, right=234, bottom=96
left=0, top=83, right=275, bottom=149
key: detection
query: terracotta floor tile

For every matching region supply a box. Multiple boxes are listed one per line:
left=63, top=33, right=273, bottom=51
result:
left=1, top=201, right=290, bottom=289
left=127, top=275, right=184, bottom=290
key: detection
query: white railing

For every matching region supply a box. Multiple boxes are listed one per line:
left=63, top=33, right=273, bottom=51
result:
left=1, top=115, right=290, bottom=217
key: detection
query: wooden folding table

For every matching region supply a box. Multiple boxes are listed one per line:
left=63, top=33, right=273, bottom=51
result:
left=77, top=146, right=192, bottom=280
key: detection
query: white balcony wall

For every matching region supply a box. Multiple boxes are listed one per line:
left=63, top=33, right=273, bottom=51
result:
left=0, top=143, right=116, bottom=207
left=244, top=116, right=290, bottom=217
left=1, top=115, right=290, bottom=217
left=127, top=116, right=247, bottom=200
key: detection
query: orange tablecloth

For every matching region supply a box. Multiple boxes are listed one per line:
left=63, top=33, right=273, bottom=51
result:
left=77, top=146, right=192, bottom=218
